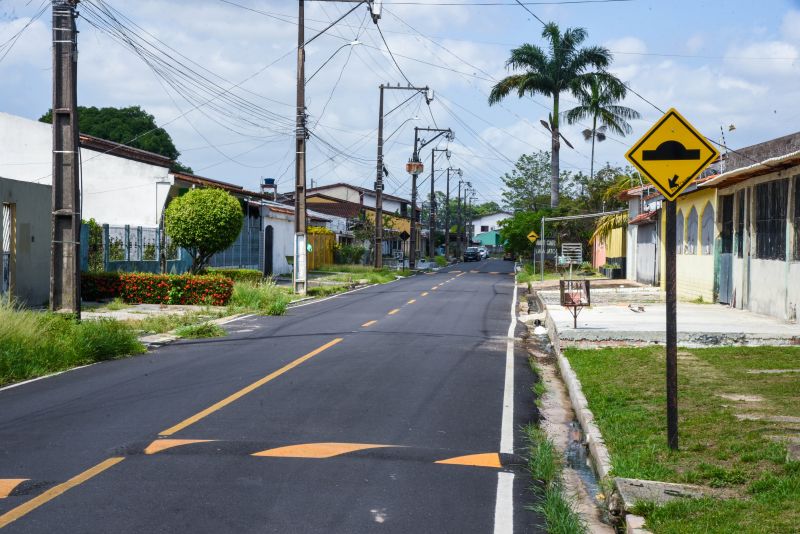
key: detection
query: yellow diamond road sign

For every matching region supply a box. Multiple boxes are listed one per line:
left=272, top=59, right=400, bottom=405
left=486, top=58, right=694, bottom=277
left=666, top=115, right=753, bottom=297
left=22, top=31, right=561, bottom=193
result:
left=625, top=108, right=719, bottom=202
left=527, top=230, right=539, bottom=243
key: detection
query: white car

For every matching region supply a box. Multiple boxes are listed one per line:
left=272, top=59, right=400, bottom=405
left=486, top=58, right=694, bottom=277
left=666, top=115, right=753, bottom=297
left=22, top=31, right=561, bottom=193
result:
left=478, top=247, right=489, bottom=259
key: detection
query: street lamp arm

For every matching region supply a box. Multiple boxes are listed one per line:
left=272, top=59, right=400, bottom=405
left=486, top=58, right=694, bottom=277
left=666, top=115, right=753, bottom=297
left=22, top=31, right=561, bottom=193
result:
left=304, top=1, right=367, bottom=46
left=416, top=128, right=453, bottom=152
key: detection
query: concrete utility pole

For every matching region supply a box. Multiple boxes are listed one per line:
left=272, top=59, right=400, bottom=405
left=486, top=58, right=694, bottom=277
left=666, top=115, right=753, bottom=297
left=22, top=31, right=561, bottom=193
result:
left=375, top=83, right=430, bottom=268
left=444, top=167, right=461, bottom=259
left=295, top=0, right=381, bottom=292
left=428, top=147, right=450, bottom=258
left=408, top=127, right=453, bottom=269
left=50, top=0, right=81, bottom=317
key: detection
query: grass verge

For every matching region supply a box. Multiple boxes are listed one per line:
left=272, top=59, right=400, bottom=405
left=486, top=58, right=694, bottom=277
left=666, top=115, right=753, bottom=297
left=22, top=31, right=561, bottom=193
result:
left=564, top=346, right=800, bottom=533
left=228, top=281, right=290, bottom=315
left=0, top=300, right=145, bottom=386
left=175, top=322, right=226, bottom=339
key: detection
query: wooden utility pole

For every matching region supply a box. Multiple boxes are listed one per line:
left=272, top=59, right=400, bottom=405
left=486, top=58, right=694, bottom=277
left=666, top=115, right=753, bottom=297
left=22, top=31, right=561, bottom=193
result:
left=50, top=0, right=81, bottom=317
left=374, top=84, right=385, bottom=268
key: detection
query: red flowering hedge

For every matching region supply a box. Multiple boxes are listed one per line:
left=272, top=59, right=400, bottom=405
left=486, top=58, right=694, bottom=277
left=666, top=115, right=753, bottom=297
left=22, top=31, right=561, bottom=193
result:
left=82, top=273, right=233, bottom=306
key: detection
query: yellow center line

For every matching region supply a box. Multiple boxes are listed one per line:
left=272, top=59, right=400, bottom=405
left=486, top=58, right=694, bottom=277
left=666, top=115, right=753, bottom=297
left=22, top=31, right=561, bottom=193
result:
left=387, top=309, right=400, bottom=315
left=0, top=457, right=124, bottom=529
left=421, top=292, right=429, bottom=296
left=361, top=320, right=378, bottom=327
left=160, top=338, right=343, bottom=436
left=407, top=299, right=416, bottom=304
left=431, top=287, right=438, bottom=291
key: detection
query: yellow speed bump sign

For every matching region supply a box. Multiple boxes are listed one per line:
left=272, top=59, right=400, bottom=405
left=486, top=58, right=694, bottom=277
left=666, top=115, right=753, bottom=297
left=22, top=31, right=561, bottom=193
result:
left=625, top=108, right=719, bottom=201
left=527, top=230, right=539, bottom=243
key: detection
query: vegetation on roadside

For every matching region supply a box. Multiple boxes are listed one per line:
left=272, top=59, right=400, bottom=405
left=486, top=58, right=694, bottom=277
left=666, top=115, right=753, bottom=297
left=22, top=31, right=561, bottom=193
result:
left=524, top=424, right=587, bottom=534
left=565, top=346, right=800, bottom=533
left=204, top=268, right=264, bottom=284
left=228, top=281, right=290, bottom=316
left=174, top=322, right=226, bottom=339
left=0, top=300, right=144, bottom=386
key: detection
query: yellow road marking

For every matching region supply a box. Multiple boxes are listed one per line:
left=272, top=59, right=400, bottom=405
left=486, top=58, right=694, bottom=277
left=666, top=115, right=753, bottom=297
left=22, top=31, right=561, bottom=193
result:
left=0, top=457, right=124, bottom=529
left=160, top=338, right=343, bottom=436
left=431, top=287, right=438, bottom=291
left=490, top=271, right=499, bottom=275
left=388, top=308, right=400, bottom=315
left=144, top=439, right=214, bottom=455
left=361, top=320, right=378, bottom=327
left=435, top=453, right=502, bottom=468
left=421, top=292, right=429, bottom=296
left=253, top=442, right=392, bottom=459
left=407, top=299, right=416, bottom=304
left=0, top=480, right=27, bottom=499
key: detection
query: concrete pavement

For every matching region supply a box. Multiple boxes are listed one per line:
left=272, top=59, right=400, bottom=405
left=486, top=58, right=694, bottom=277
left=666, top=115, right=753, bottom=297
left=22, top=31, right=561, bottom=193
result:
left=0, top=259, right=541, bottom=533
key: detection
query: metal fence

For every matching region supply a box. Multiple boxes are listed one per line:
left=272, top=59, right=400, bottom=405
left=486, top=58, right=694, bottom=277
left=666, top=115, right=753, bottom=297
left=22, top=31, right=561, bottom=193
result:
left=209, top=215, right=262, bottom=270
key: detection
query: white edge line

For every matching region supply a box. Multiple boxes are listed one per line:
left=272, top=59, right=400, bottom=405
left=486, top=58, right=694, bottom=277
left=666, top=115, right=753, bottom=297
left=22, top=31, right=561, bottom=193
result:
left=493, top=471, right=515, bottom=534
left=287, top=276, right=406, bottom=309
left=0, top=363, right=98, bottom=393
left=500, top=279, right=517, bottom=455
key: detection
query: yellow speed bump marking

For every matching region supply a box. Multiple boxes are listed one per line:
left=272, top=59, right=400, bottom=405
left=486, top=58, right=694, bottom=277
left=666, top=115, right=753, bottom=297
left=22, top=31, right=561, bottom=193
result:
left=253, top=443, right=392, bottom=459
left=160, top=338, right=343, bottom=436
left=144, top=439, right=214, bottom=455
left=435, top=453, right=502, bottom=469
left=0, top=480, right=28, bottom=499
left=421, top=292, right=429, bottom=296
left=0, top=457, right=124, bottom=528
left=407, top=299, right=416, bottom=304
left=361, top=320, right=378, bottom=327
left=388, top=308, right=400, bottom=315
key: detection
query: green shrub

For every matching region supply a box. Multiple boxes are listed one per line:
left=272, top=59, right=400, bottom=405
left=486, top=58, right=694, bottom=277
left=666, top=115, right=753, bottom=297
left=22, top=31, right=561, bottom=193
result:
left=175, top=322, right=226, bottom=339
left=205, top=268, right=263, bottom=284
left=82, top=272, right=123, bottom=301
left=334, top=244, right=366, bottom=264
left=0, top=301, right=144, bottom=386
left=118, top=273, right=233, bottom=306
left=434, top=255, right=447, bottom=267
left=228, top=281, right=290, bottom=315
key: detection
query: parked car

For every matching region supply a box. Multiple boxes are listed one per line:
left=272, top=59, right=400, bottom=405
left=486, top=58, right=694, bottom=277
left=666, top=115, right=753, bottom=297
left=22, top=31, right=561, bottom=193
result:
left=478, top=247, right=488, bottom=259
left=463, top=247, right=481, bottom=262
left=503, top=250, right=516, bottom=261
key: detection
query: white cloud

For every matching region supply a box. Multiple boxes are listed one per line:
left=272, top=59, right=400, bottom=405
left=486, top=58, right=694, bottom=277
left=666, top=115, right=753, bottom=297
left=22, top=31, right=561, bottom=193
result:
left=781, top=10, right=800, bottom=41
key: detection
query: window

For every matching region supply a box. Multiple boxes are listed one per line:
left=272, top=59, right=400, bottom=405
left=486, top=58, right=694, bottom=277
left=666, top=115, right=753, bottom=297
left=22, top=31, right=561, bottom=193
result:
left=755, top=179, right=788, bottom=260
left=736, top=191, right=745, bottom=258
left=794, top=176, right=800, bottom=261
left=720, top=196, right=734, bottom=254
left=480, top=225, right=489, bottom=232
left=686, top=207, right=698, bottom=254
left=676, top=209, right=684, bottom=254
left=701, top=202, right=715, bottom=255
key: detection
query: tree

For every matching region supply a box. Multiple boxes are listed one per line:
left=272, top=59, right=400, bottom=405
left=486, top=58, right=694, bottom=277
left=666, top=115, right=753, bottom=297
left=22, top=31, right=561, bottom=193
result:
left=488, top=23, right=612, bottom=208
left=498, top=210, right=547, bottom=256
left=564, top=73, right=640, bottom=180
left=472, top=201, right=502, bottom=217
left=164, top=188, right=243, bottom=273
left=500, top=151, right=571, bottom=212
left=39, top=105, right=193, bottom=173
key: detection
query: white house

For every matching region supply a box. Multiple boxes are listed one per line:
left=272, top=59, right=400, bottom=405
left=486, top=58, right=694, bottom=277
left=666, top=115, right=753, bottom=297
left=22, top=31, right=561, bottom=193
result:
left=470, top=211, right=512, bottom=237
left=0, top=112, right=173, bottom=228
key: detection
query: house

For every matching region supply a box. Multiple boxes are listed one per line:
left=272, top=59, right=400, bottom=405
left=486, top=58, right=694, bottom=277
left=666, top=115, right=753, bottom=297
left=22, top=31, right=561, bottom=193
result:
left=592, top=226, right=627, bottom=276
left=470, top=211, right=512, bottom=237
left=0, top=177, right=51, bottom=306
left=621, top=184, right=661, bottom=285
left=699, top=147, right=800, bottom=322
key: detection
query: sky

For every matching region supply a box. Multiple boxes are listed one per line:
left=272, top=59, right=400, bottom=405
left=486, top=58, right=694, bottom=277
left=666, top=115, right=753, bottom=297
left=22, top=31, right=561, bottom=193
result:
left=1, top=0, right=799, bottom=206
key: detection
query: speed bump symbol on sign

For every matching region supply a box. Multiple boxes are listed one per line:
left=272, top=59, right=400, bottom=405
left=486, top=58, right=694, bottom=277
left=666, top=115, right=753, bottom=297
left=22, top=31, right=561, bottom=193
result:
left=527, top=230, right=539, bottom=243
left=625, top=108, right=719, bottom=202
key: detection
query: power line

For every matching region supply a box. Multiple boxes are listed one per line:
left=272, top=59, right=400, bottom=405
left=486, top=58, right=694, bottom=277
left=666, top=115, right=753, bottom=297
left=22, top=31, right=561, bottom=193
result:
left=375, top=22, right=412, bottom=85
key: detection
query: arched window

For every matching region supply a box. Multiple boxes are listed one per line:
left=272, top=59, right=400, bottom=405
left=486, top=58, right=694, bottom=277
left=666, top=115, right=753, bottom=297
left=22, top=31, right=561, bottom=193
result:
left=701, top=202, right=715, bottom=255
left=676, top=210, right=684, bottom=254
left=686, top=207, right=699, bottom=254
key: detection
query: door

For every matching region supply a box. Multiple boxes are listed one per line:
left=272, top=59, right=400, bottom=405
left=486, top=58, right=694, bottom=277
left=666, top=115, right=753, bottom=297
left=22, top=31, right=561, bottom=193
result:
left=718, top=196, right=734, bottom=304
left=636, top=223, right=658, bottom=285
left=263, top=225, right=273, bottom=276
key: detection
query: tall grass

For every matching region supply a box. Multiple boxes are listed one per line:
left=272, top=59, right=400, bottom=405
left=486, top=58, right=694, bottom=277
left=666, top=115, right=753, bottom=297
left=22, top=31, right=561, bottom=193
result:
left=0, top=300, right=144, bottom=386
left=228, top=281, right=290, bottom=315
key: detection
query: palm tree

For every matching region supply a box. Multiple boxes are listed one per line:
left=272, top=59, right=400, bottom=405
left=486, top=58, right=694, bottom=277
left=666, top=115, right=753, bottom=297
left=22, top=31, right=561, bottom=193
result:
left=565, top=73, right=640, bottom=181
left=488, top=23, right=612, bottom=208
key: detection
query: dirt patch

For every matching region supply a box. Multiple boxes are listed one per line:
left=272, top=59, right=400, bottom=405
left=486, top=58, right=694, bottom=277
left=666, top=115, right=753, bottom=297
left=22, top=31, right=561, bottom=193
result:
left=716, top=393, right=764, bottom=402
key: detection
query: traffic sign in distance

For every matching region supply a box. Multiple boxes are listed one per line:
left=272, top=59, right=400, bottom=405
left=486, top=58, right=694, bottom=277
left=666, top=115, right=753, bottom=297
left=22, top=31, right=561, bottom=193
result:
left=625, top=108, right=719, bottom=201
left=399, top=230, right=410, bottom=241
left=527, top=230, right=539, bottom=243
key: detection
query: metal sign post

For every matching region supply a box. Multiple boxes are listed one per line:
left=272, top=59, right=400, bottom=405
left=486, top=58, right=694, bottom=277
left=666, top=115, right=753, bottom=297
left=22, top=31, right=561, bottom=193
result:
left=625, top=108, right=719, bottom=451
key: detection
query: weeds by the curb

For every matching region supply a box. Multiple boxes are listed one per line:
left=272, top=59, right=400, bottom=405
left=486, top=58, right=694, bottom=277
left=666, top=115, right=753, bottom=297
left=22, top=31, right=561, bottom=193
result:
left=174, top=322, right=227, bottom=339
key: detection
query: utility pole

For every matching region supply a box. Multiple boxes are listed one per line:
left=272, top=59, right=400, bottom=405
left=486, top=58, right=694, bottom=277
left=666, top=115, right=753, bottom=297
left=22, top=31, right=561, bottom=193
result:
left=51, top=0, right=80, bottom=317
left=428, top=147, right=450, bottom=258
left=444, top=167, right=460, bottom=259
left=375, top=83, right=430, bottom=268
left=408, top=126, right=453, bottom=269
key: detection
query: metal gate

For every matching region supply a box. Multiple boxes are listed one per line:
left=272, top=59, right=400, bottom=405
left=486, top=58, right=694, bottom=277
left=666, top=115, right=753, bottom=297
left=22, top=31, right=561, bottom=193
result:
left=719, top=196, right=734, bottom=304
left=263, top=225, right=273, bottom=276
left=636, top=223, right=659, bottom=285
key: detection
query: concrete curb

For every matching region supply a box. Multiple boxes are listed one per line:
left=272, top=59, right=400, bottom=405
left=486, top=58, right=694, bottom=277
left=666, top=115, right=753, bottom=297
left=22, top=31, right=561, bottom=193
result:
left=138, top=312, right=251, bottom=349
left=543, top=305, right=613, bottom=481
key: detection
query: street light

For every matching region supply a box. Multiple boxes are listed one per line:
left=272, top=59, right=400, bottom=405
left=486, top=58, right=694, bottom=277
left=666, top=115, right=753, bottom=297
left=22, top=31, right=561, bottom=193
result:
left=306, top=40, right=362, bottom=83
left=385, top=116, right=420, bottom=142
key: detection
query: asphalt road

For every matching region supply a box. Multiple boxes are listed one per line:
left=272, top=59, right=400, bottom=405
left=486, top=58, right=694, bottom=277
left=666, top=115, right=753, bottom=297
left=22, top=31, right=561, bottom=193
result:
left=0, top=258, right=542, bottom=533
